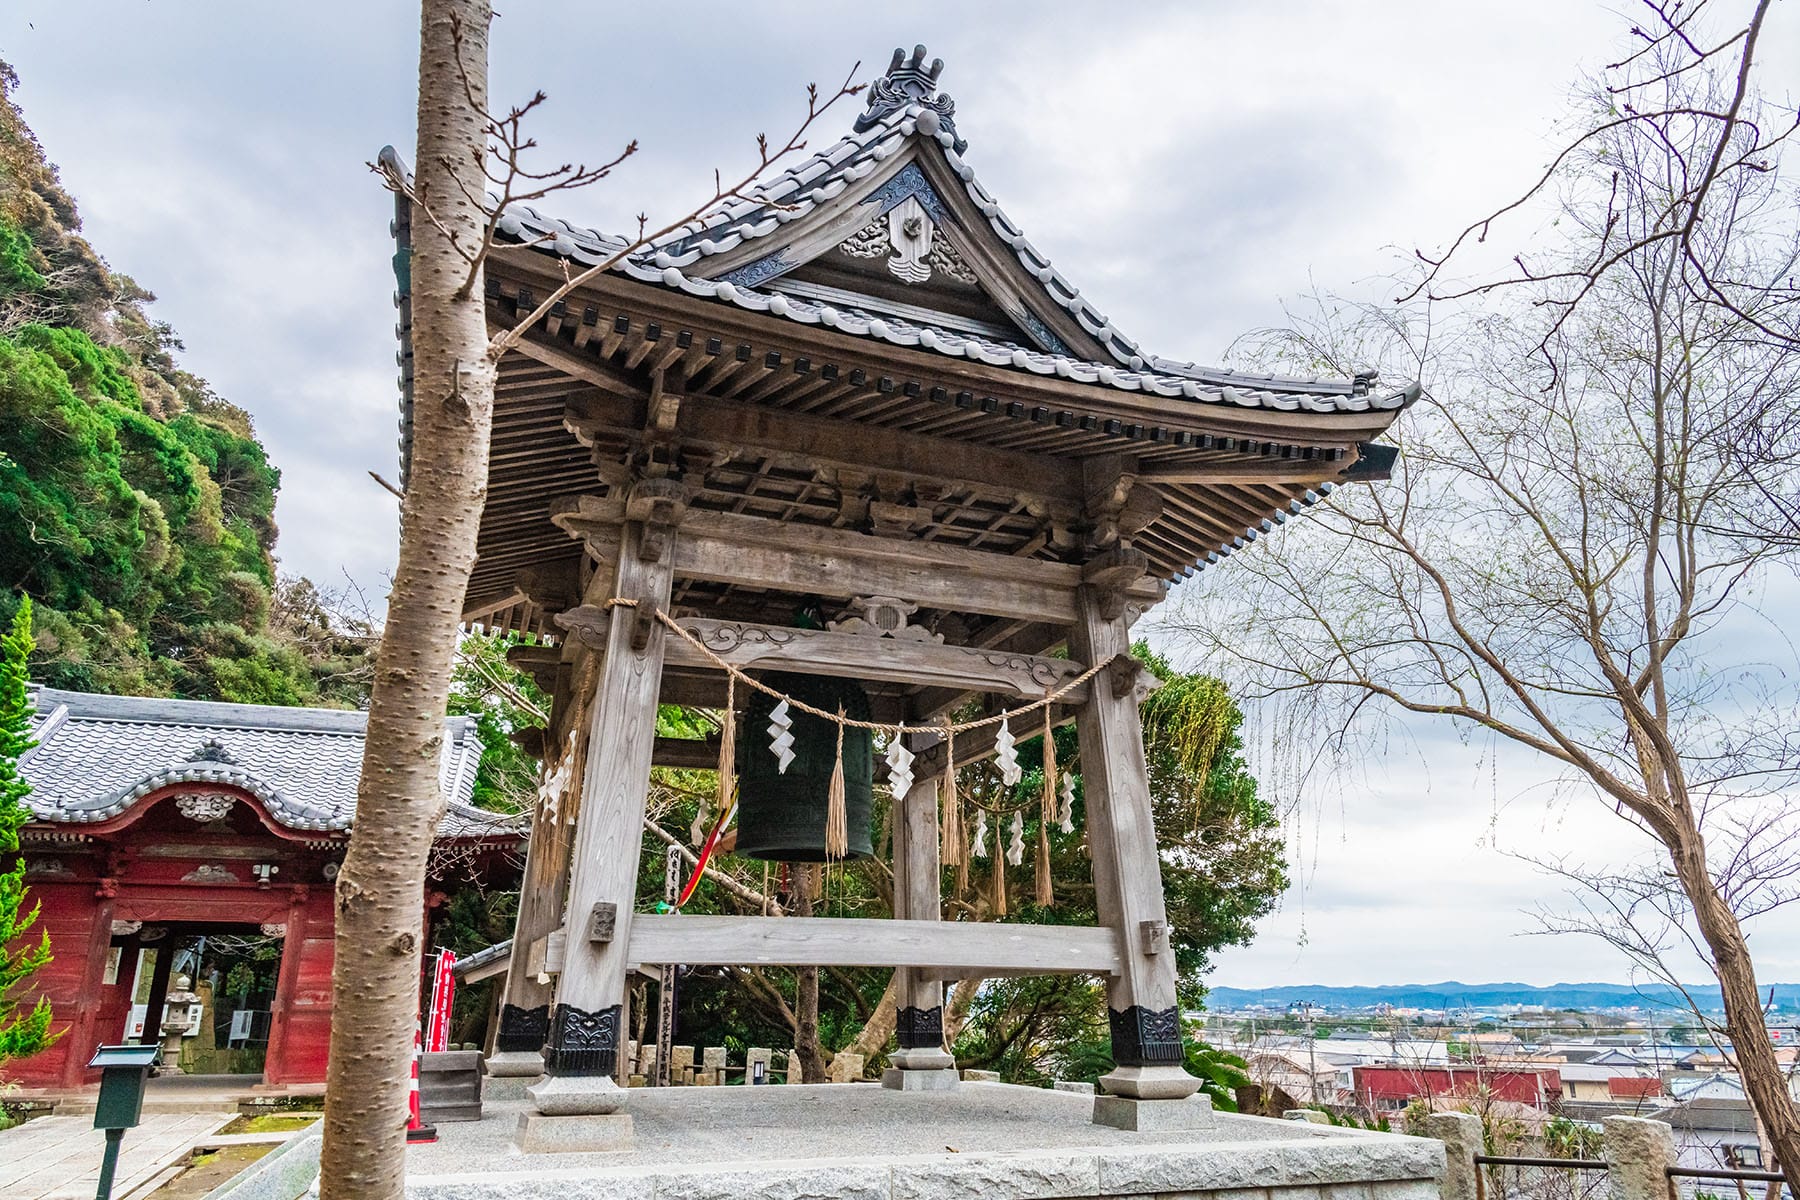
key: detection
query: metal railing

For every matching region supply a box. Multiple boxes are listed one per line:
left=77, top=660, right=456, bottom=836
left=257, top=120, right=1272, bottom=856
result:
left=1473, top=1154, right=1608, bottom=1200
left=1666, top=1164, right=1789, bottom=1199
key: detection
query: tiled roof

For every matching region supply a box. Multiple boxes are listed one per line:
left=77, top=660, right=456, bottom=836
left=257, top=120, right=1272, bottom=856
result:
left=19, top=686, right=520, bottom=841
left=482, top=45, right=1418, bottom=417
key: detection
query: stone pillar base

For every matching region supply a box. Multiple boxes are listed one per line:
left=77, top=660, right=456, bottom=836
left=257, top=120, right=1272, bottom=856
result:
left=484, top=1049, right=545, bottom=1078
left=881, top=1067, right=960, bottom=1092
left=1098, top=1064, right=1202, bottom=1100
left=512, top=1111, right=634, bottom=1154
left=483, top=1074, right=538, bottom=1102
left=1092, top=1093, right=1215, bottom=1132
left=527, top=1073, right=627, bottom=1116
left=890, top=1047, right=956, bottom=1071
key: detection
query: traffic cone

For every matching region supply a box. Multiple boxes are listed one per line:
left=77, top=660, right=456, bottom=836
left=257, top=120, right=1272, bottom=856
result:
left=406, top=1023, right=437, bottom=1144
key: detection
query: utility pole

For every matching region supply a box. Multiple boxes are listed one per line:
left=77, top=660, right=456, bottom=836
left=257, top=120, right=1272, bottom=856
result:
left=1297, top=1002, right=1319, bottom=1104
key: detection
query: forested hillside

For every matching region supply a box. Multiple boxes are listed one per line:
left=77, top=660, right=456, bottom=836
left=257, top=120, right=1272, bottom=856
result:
left=0, top=61, right=369, bottom=705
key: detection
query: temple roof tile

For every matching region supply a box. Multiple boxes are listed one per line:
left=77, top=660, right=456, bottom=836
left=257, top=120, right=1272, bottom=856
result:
left=475, top=45, right=1416, bottom=416
left=18, top=686, right=520, bottom=841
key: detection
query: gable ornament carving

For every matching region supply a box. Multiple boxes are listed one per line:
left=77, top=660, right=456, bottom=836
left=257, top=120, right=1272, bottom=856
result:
left=837, top=196, right=975, bottom=286
left=175, top=792, right=236, bottom=824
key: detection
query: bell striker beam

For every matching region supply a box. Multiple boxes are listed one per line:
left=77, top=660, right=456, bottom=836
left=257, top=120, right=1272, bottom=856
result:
left=528, top=483, right=683, bottom=1118
left=1068, top=573, right=1200, bottom=1102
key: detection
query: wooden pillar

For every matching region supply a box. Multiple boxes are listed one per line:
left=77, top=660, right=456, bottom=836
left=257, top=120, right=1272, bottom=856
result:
left=530, top=498, right=679, bottom=1117
left=262, top=890, right=308, bottom=1085
left=61, top=892, right=118, bottom=1088
left=1068, top=580, right=1199, bottom=1101
left=888, top=731, right=955, bottom=1078
left=488, top=660, right=588, bottom=1077
left=137, top=932, right=177, bottom=1048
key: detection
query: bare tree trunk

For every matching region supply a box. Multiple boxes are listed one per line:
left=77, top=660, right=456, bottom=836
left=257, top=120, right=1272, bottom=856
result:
left=1671, top=828, right=1800, bottom=1186
left=794, top=864, right=825, bottom=1082
left=318, top=2, right=493, bottom=1195
left=944, top=976, right=982, bottom=1044
left=834, top=972, right=898, bottom=1067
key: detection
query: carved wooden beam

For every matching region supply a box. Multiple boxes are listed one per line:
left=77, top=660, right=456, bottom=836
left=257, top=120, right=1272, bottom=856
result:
left=1081, top=545, right=1154, bottom=622
left=553, top=501, right=1166, bottom=626
left=555, top=610, right=1090, bottom=702
left=656, top=667, right=910, bottom=723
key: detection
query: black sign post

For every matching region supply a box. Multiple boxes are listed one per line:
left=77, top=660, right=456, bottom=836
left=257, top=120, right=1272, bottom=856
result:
left=88, top=1043, right=160, bottom=1200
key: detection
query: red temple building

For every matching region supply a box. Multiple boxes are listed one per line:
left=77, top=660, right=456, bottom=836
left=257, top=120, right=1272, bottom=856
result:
left=8, top=686, right=524, bottom=1094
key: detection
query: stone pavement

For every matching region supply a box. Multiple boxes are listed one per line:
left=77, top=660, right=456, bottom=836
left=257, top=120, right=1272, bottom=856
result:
left=28, top=1072, right=323, bottom=1116
left=0, top=1112, right=233, bottom=1200
left=402, top=1081, right=1444, bottom=1199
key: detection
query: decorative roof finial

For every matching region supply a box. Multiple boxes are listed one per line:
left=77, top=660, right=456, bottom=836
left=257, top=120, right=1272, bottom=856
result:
left=188, top=737, right=238, bottom=765
left=856, top=44, right=967, bottom=153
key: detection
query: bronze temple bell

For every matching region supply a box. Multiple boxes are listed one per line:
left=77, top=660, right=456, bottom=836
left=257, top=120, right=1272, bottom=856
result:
left=734, top=672, right=874, bottom=861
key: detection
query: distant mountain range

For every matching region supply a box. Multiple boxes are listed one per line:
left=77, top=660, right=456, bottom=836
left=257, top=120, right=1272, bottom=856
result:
left=1207, top=981, right=1800, bottom=1015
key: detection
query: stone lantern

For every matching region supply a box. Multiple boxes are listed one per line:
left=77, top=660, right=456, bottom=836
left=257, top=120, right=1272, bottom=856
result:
left=157, top=974, right=201, bottom=1076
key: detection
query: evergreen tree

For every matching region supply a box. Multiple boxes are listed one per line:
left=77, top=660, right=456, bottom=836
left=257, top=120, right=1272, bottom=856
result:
left=0, top=597, right=54, bottom=1067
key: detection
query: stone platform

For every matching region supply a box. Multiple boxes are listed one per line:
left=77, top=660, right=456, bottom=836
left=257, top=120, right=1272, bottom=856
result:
left=402, top=1082, right=1442, bottom=1200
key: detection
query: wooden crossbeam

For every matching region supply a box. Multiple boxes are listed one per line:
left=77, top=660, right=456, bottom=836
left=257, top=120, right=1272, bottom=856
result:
left=624, top=914, right=1121, bottom=975
left=555, top=501, right=1165, bottom=626
left=655, top=669, right=910, bottom=723
left=561, top=384, right=1083, bottom=505
left=558, top=611, right=1090, bottom=703
left=512, top=336, right=1356, bottom=496
left=653, top=736, right=718, bottom=770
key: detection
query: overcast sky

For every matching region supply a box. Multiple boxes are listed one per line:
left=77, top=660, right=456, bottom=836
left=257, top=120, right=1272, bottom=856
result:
left=5, top=1, right=1795, bottom=991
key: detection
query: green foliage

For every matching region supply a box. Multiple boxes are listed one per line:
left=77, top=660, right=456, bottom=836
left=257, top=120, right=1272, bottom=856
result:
left=0, top=599, right=55, bottom=1066
left=1132, top=642, right=1289, bottom=1002
left=1542, top=1115, right=1603, bottom=1159
left=0, top=217, right=42, bottom=294
left=1185, top=1039, right=1252, bottom=1111
left=447, top=633, right=549, bottom=813
left=0, top=69, right=371, bottom=709
left=431, top=885, right=518, bottom=1046
left=1306, top=1105, right=1391, bottom=1132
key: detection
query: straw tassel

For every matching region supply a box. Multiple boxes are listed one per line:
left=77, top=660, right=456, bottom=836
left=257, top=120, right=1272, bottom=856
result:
left=825, top=706, right=848, bottom=860
left=991, top=828, right=1008, bottom=918
left=1035, top=819, right=1054, bottom=907
left=940, top=730, right=963, bottom=866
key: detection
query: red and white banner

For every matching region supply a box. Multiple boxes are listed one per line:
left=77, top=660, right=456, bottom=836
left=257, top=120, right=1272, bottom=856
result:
left=423, top=950, right=457, bottom=1053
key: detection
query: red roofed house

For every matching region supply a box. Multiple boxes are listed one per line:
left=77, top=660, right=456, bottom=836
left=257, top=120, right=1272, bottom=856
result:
left=1353, top=1063, right=1564, bottom=1111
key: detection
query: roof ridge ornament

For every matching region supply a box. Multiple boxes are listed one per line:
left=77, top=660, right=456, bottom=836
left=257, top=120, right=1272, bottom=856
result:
left=856, top=44, right=967, bottom=154
left=188, top=737, right=238, bottom=765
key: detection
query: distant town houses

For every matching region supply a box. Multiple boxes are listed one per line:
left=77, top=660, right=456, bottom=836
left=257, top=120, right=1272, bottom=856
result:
left=1209, top=1004, right=1800, bottom=1176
